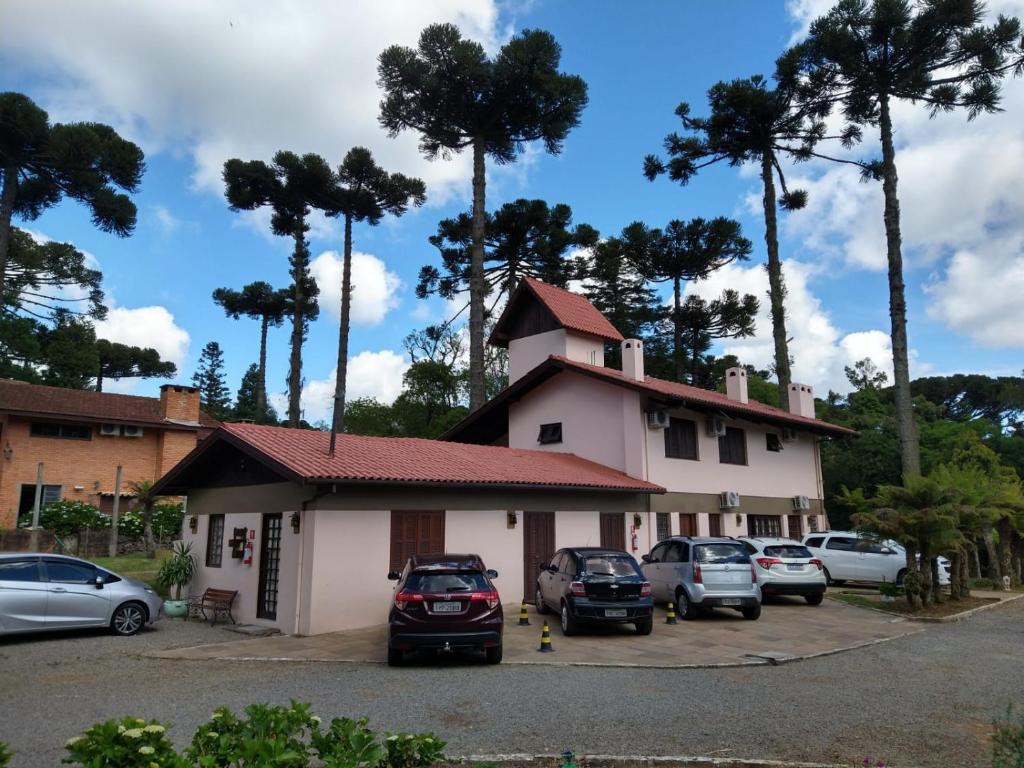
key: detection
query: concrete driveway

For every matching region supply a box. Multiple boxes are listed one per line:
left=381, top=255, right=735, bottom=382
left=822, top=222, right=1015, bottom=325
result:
left=148, top=595, right=916, bottom=667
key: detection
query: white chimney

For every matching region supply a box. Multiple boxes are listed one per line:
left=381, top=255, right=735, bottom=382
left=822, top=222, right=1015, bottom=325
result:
left=621, top=338, right=644, bottom=381
left=725, top=367, right=749, bottom=404
left=788, top=383, right=816, bottom=419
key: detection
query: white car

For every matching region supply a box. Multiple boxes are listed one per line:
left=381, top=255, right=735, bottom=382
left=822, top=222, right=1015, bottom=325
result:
left=801, top=531, right=950, bottom=586
left=738, top=537, right=827, bottom=605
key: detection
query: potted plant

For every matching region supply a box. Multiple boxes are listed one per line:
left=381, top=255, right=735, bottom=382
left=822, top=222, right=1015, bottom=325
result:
left=157, top=541, right=197, bottom=618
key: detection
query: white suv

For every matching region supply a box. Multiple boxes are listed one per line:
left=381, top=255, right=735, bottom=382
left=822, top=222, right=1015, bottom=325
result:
left=739, top=537, right=827, bottom=605
left=801, top=531, right=951, bottom=586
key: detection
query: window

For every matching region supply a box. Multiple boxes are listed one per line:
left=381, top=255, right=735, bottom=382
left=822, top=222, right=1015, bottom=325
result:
left=18, top=485, right=62, bottom=516
left=764, top=545, right=813, bottom=559
left=44, top=560, right=96, bottom=583
left=747, top=515, right=782, bottom=537
left=405, top=571, right=489, bottom=593
left=537, top=422, right=562, bottom=444
left=805, top=536, right=825, bottom=548
left=561, top=552, right=577, bottom=576
left=649, top=542, right=669, bottom=563
left=825, top=537, right=855, bottom=551
left=663, top=542, right=681, bottom=563
left=584, top=555, right=638, bottom=577
left=206, top=514, right=225, bottom=568
left=766, top=433, right=783, bottom=452
left=664, top=417, right=698, bottom=460
left=676, top=542, right=690, bottom=562
left=694, top=543, right=750, bottom=564
left=656, top=513, right=670, bottom=541
left=718, top=426, right=747, bottom=465
left=0, top=559, right=42, bottom=582
left=809, top=516, right=820, bottom=533
left=389, top=510, right=445, bottom=572
left=30, top=422, right=91, bottom=440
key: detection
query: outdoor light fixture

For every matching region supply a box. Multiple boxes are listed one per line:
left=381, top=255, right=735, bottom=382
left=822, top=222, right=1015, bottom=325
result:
left=188, top=515, right=198, bottom=534
left=2, top=443, right=11, bottom=460
left=506, top=511, right=518, bottom=529
left=290, top=511, right=301, bottom=534
left=633, top=513, right=642, bottom=528
left=735, top=513, right=743, bottom=526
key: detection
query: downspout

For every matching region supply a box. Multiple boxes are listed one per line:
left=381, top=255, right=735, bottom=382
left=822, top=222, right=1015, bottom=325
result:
left=814, top=438, right=827, bottom=531
left=293, top=483, right=333, bottom=636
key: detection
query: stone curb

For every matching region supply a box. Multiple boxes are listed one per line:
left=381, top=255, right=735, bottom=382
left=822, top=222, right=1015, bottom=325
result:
left=828, top=590, right=1023, bottom=623
left=446, top=752, right=892, bottom=768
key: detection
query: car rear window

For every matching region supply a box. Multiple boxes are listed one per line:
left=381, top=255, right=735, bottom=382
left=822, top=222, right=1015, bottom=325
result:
left=584, top=555, right=638, bottom=577
left=405, top=571, right=489, bottom=593
left=694, top=544, right=750, bottom=564
left=764, top=545, right=813, bottom=558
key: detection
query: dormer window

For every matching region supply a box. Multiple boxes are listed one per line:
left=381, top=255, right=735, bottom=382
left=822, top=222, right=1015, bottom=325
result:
left=538, top=422, right=563, bottom=445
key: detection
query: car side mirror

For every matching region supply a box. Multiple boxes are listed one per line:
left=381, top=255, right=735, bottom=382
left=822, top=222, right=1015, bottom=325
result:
left=485, top=569, right=498, bottom=579
left=640, top=554, right=651, bottom=563
left=386, top=571, right=400, bottom=581
left=538, top=562, right=548, bottom=572
left=94, top=575, right=105, bottom=589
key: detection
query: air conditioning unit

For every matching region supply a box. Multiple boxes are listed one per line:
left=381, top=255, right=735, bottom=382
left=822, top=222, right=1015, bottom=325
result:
left=782, top=427, right=799, bottom=443
left=719, top=491, right=741, bottom=509
left=706, top=416, right=727, bottom=438
left=122, top=425, right=144, bottom=438
left=99, top=423, right=120, bottom=437
left=792, top=495, right=811, bottom=511
left=646, top=410, right=670, bottom=429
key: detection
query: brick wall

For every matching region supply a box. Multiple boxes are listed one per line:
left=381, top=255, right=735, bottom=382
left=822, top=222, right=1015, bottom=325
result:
left=159, top=385, right=200, bottom=423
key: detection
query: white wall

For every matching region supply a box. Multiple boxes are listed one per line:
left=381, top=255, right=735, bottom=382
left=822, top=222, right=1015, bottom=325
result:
left=445, top=509, right=522, bottom=607
left=555, top=509, right=601, bottom=548
left=508, top=328, right=606, bottom=383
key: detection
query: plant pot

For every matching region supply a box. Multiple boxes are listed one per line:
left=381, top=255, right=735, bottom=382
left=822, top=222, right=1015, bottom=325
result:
left=163, top=599, right=188, bottom=618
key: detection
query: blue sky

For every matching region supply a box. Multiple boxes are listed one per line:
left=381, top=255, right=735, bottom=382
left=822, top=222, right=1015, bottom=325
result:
left=3, top=0, right=1023, bottom=422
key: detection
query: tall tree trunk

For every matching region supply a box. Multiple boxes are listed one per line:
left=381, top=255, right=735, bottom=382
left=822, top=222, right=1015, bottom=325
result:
left=960, top=550, right=971, bottom=598
left=691, top=327, right=702, bottom=386
left=918, top=538, right=934, bottom=607
left=256, top=315, right=269, bottom=421
left=287, top=227, right=306, bottom=427
left=759, top=151, right=792, bottom=412
left=997, top=518, right=1016, bottom=586
left=971, top=543, right=982, bottom=579
left=142, top=505, right=155, bottom=559
left=877, top=93, right=920, bottom=478
left=468, top=135, right=487, bottom=412
left=982, top=524, right=1001, bottom=580
left=0, top=164, right=17, bottom=292
left=332, top=213, right=354, bottom=435
left=930, top=556, right=943, bottom=604
left=903, top=544, right=921, bottom=610
left=948, top=550, right=962, bottom=600
left=673, top=276, right=684, bottom=382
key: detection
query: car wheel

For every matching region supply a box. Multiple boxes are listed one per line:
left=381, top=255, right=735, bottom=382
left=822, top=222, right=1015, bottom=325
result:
left=485, top=644, right=503, bottom=664
left=805, top=593, right=824, bottom=606
left=823, top=567, right=845, bottom=587
left=560, top=602, right=578, bottom=636
left=676, top=589, right=696, bottom=621
left=387, top=645, right=404, bottom=667
left=635, top=619, right=653, bottom=636
left=110, top=602, right=146, bottom=636
left=535, top=587, right=550, bottom=615
left=741, top=604, right=762, bottom=620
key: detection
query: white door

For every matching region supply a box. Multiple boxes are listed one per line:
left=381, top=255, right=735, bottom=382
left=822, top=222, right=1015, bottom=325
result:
left=822, top=536, right=860, bottom=580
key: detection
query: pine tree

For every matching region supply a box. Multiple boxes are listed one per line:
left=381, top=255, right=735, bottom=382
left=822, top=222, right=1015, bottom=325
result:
left=234, top=363, right=278, bottom=424
left=95, top=338, right=176, bottom=392
left=674, top=291, right=759, bottom=387
left=191, top=341, right=231, bottom=421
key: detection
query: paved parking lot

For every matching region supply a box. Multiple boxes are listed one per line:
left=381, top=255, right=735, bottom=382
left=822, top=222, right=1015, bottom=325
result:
left=149, top=596, right=917, bottom=666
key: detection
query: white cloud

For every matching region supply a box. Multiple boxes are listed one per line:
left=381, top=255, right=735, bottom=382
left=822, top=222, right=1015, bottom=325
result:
left=1, top=1, right=501, bottom=204
left=309, top=250, right=402, bottom=326
left=784, top=0, right=837, bottom=43
left=93, top=305, right=191, bottom=370
left=150, top=205, right=196, bottom=235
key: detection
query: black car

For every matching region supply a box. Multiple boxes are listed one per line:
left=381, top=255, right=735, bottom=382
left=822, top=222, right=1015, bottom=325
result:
left=386, top=553, right=503, bottom=666
left=535, top=547, right=653, bottom=636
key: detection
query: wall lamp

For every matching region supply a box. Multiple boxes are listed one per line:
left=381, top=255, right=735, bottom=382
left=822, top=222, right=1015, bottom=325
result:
left=290, top=511, right=301, bottom=534
left=188, top=515, right=199, bottom=534
left=2, top=443, right=12, bottom=461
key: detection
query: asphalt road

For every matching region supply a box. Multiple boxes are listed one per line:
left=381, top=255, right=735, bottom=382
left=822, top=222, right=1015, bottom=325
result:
left=1, top=601, right=1022, bottom=767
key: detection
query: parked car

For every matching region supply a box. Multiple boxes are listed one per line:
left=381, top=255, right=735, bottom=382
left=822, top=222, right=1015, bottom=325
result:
left=884, top=541, right=952, bottom=586
left=386, top=553, right=503, bottom=666
left=641, top=537, right=761, bottom=620
left=738, top=537, right=827, bottom=605
left=801, top=531, right=952, bottom=587
left=535, top=547, right=653, bottom=636
left=0, top=553, right=163, bottom=637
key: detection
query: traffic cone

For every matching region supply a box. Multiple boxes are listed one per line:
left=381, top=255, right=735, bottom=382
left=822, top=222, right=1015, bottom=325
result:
left=518, top=600, right=531, bottom=626
left=665, top=602, right=678, bottom=625
left=538, top=623, right=555, bottom=652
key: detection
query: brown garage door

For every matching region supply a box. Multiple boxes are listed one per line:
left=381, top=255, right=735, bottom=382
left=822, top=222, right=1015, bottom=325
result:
left=600, top=512, right=626, bottom=550
left=390, top=510, right=445, bottom=572
left=678, top=513, right=698, bottom=537
left=523, top=511, right=555, bottom=601
left=787, top=514, right=804, bottom=540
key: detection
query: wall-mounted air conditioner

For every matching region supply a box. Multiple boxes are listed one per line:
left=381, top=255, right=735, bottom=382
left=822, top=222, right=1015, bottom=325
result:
left=122, top=425, right=144, bottom=438
left=646, top=410, right=670, bottom=429
left=706, top=416, right=727, bottom=438
left=99, top=423, right=120, bottom=437
left=782, top=427, right=799, bottom=442
left=719, top=491, right=741, bottom=509
left=792, top=495, right=811, bottom=511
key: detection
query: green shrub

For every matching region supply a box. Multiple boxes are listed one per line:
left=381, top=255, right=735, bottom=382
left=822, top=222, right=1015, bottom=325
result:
left=993, top=706, right=1024, bottom=768
left=62, top=716, right=186, bottom=767
left=0, top=741, right=11, bottom=767
left=33, top=500, right=109, bottom=538
left=381, top=731, right=445, bottom=768
left=118, top=510, right=146, bottom=539
left=187, top=702, right=318, bottom=767
left=152, top=502, right=185, bottom=537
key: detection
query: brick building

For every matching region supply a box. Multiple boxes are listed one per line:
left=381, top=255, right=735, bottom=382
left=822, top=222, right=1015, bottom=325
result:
left=0, top=380, right=218, bottom=528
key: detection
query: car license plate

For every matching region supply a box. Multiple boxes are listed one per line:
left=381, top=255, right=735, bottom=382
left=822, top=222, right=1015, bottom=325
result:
left=432, top=601, right=461, bottom=613
left=719, top=598, right=741, bottom=606
left=787, top=564, right=804, bottom=571
left=605, top=608, right=627, bottom=618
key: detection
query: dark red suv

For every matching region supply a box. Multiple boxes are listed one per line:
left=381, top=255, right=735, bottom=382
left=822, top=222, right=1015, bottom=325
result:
left=386, top=553, right=503, bottom=666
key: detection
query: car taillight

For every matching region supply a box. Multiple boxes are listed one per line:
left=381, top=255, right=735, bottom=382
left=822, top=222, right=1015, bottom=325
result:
left=640, top=581, right=651, bottom=597
left=468, top=590, right=501, bottom=610
left=751, top=564, right=757, bottom=582
left=756, top=557, right=784, bottom=569
left=810, top=558, right=823, bottom=570
left=394, top=592, right=424, bottom=611
left=569, top=581, right=586, bottom=597
left=692, top=563, right=702, bottom=584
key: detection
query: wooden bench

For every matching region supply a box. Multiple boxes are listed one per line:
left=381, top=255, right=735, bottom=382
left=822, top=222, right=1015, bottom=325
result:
left=187, top=588, right=238, bottom=625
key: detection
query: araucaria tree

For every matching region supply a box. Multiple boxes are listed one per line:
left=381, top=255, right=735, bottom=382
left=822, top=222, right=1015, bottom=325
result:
left=212, top=281, right=290, bottom=421
left=95, top=339, right=176, bottom=392
left=378, top=24, right=588, bottom=411
left=644, top=75, right=832, bottom=410
left=0, top=92, right=144, bottom=293
left=782, top=0, right=1024, bottom=477
left=223, top=151, right=332, bottom=426
left=191, top=341, right=232, bottom=421
left=674, top=292, right=760, bottom=388
left=322, top=147, right=425, bottom=435
left=624, top=217, right=753, bottom=382
left=234, top=363, right=278, bottom=424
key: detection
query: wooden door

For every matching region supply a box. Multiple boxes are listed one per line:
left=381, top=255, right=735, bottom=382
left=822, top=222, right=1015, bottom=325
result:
left=389, top=510, right=445, bottom=572
left=678, top=513, right=698, bottom=537
left=256, top=513, right=282, bottom=620
left=788, top=514, right=804, bottom=540
left=599, top=512, right=626, bottom=550
left=522, top=511, right=555, bottom=601
left=707, top=513, right=723, bottom=537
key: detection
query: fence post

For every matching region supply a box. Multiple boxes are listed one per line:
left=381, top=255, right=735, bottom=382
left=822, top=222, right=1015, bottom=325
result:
left=108, top=465, right=123, bottom=557
left=29, top=462, right=44, bottom=553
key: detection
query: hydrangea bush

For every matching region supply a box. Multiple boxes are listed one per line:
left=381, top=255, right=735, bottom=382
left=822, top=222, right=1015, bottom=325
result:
left=30, top=500, right=109, bottom=537
left=62, top=717, right=186, bottom=768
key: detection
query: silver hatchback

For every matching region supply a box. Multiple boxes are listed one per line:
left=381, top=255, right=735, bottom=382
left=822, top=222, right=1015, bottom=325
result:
left=641, top=537, right=762, bottom=620
left=0, top=554, right=163, bottom=637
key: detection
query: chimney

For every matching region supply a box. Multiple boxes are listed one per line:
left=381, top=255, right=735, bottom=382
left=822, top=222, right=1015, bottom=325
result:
left=787, top=383, right=816, bottom=419
left=725, top=367, right=749, bottom=404
left=621, top=339, right=644, bottom=381
left=160, top=384, right=201, bottom=424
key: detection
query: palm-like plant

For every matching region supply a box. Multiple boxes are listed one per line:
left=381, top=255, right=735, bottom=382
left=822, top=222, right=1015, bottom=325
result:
left=157, top=541, right=197, bottom=602
left=127, top=479, right=161, bottom=559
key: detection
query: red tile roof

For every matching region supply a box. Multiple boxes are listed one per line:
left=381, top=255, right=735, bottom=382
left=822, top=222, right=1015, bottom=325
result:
left=217, top=422, right=663, bottom=492
left=521, top=277, right=624, bottom=342
left=549, top=356, right=857, bottom=436
left=0, top=378, right=219, bottom=430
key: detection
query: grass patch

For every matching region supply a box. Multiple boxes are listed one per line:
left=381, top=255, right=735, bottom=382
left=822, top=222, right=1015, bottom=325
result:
left=92, top=550, right=172, bottom=595
left=829, top=590, right=999, bottom=618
